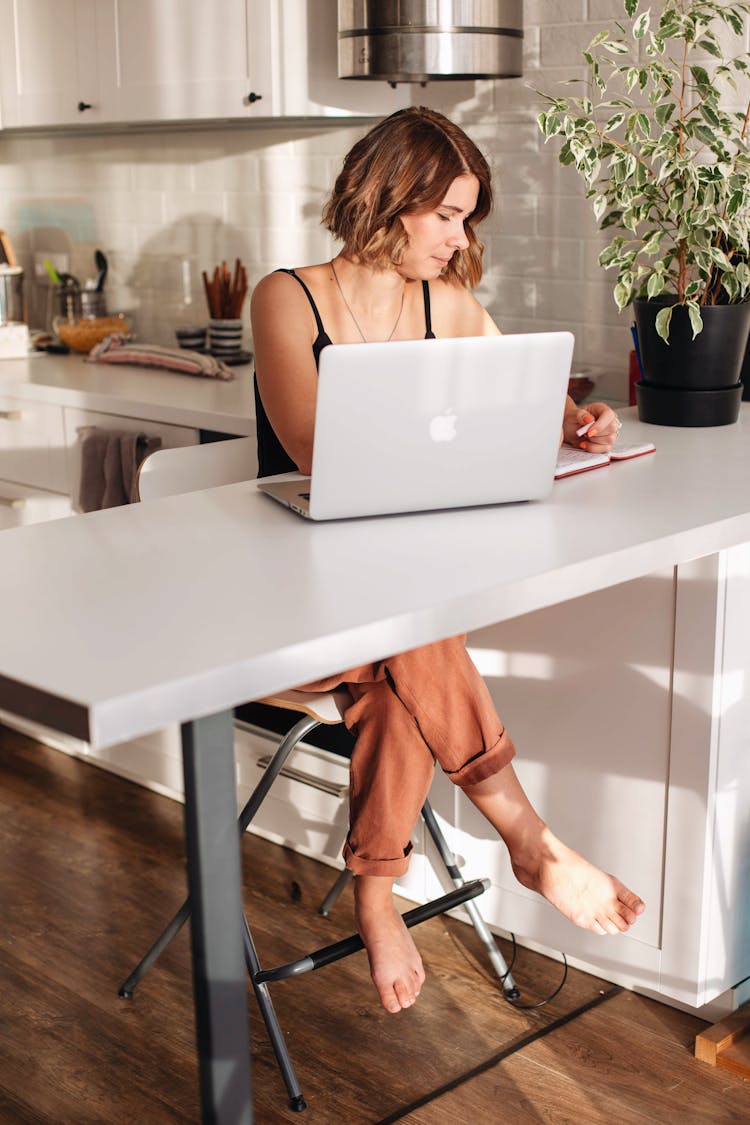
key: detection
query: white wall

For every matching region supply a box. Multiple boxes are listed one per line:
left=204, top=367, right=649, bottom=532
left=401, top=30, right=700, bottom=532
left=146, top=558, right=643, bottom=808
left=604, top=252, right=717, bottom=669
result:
left=1, top=1, right=746, bottom=400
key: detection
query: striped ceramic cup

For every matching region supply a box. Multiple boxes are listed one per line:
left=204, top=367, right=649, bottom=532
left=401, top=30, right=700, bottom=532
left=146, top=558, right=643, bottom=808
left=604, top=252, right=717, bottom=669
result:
left=208, top=317, right=242, bottom=356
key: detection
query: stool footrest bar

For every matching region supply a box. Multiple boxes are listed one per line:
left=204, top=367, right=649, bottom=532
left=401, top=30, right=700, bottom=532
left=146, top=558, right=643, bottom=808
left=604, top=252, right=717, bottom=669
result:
left=255, top=878, right=489, bottom=984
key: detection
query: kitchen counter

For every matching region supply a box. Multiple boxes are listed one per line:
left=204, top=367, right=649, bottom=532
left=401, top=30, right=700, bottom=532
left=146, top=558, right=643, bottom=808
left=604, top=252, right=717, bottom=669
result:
left=0, top=351, right=255, bottom=435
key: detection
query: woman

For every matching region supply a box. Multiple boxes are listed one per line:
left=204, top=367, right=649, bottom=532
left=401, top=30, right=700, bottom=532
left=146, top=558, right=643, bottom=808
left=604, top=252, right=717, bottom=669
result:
left=251, top=107, right=644, bottom=1016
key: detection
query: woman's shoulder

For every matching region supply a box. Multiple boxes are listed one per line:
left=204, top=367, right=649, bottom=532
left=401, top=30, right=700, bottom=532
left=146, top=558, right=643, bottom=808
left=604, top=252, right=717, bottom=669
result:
left=428, top=277, right=498, bottom=336
left=251, top=264, right=332, bottom=343
left=252, top=264, right=328, bottom=304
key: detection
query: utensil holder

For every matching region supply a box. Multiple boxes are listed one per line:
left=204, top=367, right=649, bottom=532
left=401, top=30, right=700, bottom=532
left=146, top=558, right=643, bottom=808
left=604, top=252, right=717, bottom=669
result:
left=56, top=286, right=82, bottom=321
left=81, top=290, right=107, bottom=318
left=0, top=266, right=25, bottom=325
left=208, top=318, right=242, bottom=356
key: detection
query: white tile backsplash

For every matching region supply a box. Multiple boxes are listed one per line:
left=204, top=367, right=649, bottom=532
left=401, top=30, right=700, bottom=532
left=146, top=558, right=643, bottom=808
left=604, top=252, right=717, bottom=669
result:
left=0, top=7, right=661, bottom=398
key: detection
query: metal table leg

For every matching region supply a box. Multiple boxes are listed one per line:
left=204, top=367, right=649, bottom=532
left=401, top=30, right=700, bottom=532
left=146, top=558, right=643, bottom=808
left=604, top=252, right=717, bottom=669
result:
left=182, top=710, right=252, bottom=1125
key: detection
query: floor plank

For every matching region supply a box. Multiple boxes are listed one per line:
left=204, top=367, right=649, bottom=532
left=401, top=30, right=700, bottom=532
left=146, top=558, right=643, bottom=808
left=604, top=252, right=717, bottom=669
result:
left=402, top=989, right=749, bottom=1125
left=0, top=725, right=747, bottom=1124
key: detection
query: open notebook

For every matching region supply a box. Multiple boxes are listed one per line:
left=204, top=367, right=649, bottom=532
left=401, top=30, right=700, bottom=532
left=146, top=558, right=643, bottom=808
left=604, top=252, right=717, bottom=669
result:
left=555, top=441, right=656, bottom=478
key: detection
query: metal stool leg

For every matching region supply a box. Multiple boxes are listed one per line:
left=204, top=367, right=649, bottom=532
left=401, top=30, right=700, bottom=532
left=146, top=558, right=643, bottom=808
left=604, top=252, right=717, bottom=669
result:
left=118, top=713, right=321, bottom=997
left=317, top=867, right=354, bottom=916
left=242, top=916, right=307, bottom=1113
left=421, top=798, right=520, bottom=999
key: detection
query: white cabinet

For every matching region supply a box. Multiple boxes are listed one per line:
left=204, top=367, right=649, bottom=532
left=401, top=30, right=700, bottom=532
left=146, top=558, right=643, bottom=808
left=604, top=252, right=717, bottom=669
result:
left=0, top=393, right=72, bottom=525
left=0, top=389, right=199, bottom=525
left=395, top=556, right=750, bottom=1015
left=0, top=0, right=100, bottom=128
left=0, top=480, right=72, bottom=530
left=0, top=0, right=406, bottom=129
left=0, top=394, right=69, bottom=491
left=0, top=0, right=273, bottom=127
left=97, top=0, right=274, bottom=124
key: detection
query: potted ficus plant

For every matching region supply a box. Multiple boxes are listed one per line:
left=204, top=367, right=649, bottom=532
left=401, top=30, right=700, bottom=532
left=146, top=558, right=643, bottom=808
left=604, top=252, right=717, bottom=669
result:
left=538, top=0, right=750, bottom=426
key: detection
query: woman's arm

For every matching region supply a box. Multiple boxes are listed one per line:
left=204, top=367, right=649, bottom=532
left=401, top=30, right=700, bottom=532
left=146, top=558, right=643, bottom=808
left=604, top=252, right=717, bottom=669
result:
left=250, top=272, right=320, bottom=474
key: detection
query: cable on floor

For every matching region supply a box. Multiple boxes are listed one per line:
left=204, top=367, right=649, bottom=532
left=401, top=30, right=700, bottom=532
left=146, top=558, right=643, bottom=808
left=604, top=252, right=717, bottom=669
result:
left=441, top=918, right=569, bottom=1009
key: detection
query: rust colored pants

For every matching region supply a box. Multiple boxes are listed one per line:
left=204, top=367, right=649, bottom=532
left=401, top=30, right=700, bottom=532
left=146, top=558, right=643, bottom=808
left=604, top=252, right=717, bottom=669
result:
left=302, top=635, right=515, bottom=877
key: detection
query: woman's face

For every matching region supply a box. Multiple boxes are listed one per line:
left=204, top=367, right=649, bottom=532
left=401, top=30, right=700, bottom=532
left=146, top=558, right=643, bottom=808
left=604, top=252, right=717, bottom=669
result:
left=398, top=173, right=479, bottom=280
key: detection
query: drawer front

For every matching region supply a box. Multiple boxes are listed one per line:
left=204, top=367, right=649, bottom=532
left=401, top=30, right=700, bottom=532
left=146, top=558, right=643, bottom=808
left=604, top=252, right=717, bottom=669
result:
left=0, top=395, right=69, bottom=492
left=0, top=478, right=74, bottom=531
left=63, top=407, right=199, bottom=510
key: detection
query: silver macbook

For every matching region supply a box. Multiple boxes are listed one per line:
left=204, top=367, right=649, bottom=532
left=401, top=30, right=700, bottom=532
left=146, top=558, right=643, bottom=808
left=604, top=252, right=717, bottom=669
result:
left=258, top=332, right=574, bottom=520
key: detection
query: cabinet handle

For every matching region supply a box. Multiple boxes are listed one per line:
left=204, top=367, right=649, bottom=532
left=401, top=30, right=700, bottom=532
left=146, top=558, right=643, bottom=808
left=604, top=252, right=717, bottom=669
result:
left=0, top=410, right=22, bottom=421
left=256, top=754, right=348, bottom=799
left=77, top=101, right=93, bottom=112
left=0, top=496, right=25, bottom=511
left=244, top=91, right=263, bottom=105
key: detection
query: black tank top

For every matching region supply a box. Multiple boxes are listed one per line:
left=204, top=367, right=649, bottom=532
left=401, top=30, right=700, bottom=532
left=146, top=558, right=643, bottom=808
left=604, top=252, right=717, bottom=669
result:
left=254, top=269, right=436, bottom=478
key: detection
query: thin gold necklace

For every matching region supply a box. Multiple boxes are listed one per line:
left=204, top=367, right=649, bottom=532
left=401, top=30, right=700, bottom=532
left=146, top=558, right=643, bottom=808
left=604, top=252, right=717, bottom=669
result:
left=330, top=259, right=405, bottom=343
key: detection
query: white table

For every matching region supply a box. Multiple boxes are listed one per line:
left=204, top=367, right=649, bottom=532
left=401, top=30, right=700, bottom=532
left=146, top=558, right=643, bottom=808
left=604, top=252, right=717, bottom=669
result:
left=1, top=408, right=749, bottom=1121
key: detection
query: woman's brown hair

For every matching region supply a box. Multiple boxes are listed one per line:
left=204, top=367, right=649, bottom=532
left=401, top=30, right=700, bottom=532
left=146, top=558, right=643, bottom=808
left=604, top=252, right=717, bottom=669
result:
left=322, top=106, right=493, bottom=288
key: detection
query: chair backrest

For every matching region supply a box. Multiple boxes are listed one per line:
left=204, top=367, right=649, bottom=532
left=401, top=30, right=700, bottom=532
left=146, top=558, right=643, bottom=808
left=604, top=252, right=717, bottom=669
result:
left=136, top=436, right=257, bottom=501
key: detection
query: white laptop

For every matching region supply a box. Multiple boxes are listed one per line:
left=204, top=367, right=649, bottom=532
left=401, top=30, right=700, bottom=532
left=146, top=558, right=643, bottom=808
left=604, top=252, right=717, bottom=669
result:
left=258, top=332, right=574, bottom=520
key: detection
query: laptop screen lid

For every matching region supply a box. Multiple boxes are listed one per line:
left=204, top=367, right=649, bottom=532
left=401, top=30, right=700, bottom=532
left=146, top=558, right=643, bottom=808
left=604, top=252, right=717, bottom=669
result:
left=306, top=331, right=574, bottom=520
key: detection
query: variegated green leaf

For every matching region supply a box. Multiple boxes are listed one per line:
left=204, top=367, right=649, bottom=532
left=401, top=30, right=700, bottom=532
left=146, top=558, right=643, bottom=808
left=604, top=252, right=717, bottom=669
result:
left=687, top=302, right=704, bottom=339
left=655, top=305, right=673, bottom=341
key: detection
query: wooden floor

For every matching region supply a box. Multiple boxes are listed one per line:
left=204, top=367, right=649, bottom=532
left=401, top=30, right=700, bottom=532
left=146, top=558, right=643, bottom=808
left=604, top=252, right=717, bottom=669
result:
left=0, top=725, right=747, bottom=1125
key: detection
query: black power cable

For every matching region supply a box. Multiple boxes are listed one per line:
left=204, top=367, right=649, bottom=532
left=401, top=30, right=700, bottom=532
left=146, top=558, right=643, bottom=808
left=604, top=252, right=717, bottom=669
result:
left=441, top=919, right=569, bottom=1010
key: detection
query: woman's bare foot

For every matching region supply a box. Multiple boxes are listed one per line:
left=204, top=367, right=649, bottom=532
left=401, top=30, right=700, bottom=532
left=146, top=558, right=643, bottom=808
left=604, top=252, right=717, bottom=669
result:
left=354, top=875, right=425, bottom=1013
left=511, top=826, right=645, bottom=934
left=464, top=765, right=645, bottom=935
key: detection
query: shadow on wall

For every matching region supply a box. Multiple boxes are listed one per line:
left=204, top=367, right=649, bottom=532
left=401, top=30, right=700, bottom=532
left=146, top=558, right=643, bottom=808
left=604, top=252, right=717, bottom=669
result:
left=125, top=216, right=253, bottom=347
left=1, top=115, right=355, bottom=345
left=12, top=209, right=254, bottom=347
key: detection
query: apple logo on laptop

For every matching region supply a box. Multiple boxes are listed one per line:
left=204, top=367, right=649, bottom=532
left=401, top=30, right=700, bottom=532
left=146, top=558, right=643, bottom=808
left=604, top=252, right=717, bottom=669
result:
left=429, top=408, right=457, bottom=443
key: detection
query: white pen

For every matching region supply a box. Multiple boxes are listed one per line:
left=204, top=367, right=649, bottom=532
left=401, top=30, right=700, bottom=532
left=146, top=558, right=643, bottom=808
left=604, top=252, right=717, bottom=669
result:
left=576, top=419, right=595, bottom=437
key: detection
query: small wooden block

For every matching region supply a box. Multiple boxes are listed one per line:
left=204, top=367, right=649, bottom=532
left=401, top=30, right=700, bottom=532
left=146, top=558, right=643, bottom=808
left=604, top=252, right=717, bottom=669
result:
left=695, top=1001, right=750, bottom=1078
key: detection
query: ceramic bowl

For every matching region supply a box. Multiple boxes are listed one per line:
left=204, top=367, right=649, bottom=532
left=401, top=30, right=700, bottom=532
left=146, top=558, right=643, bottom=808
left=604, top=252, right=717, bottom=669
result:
left=53, top=313, right=131, bottom=354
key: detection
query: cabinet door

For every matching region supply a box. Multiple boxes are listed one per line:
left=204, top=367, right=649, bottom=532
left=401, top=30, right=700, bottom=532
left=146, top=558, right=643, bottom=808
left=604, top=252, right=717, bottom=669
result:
left=0, top=479, right=73, bottom=529
left=97, top=0, right=274, bottom=123
left=0, top=395, right=69, bottom=492
left=0, top=0, right=100, bottom=127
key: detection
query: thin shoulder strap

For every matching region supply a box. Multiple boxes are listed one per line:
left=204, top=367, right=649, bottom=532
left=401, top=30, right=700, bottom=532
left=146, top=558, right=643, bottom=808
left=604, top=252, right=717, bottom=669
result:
left=275, top=267, right=326, bottom=337
left=422, top=280, right=436, bottom=339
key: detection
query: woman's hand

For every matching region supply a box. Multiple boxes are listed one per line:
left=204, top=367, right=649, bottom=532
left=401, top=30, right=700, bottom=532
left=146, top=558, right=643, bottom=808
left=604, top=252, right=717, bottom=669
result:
left=562, top=400, right=621, bottom=453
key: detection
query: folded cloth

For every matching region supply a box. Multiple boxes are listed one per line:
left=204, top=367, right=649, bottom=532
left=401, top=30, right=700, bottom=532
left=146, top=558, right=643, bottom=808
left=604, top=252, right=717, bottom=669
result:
left=78, top=428, right=162, bottom=513
left=86, top=334, right=234, bottom=380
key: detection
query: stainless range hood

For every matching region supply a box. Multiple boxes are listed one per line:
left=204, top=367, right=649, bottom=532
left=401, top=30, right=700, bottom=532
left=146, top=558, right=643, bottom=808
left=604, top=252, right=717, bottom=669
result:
left=338, top=1, right=524, bottom=85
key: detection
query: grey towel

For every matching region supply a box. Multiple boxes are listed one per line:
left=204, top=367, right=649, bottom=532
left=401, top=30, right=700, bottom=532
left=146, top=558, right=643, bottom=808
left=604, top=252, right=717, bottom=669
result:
left=78, top=429, right=162, bottom=513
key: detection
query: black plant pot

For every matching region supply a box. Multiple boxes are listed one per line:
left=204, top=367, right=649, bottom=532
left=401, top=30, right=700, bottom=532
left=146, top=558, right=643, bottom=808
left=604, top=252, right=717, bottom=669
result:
left=634, top=297, right=750, bottom=426
left=742, top=339, right=750, bottom=402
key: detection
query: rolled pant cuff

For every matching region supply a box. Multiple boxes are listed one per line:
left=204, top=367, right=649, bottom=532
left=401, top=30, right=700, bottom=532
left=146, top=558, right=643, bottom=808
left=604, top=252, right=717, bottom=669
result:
left=448, top=728, right=516, bottom=788
left=343, top=838, right=413, bottom=878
